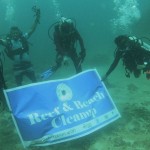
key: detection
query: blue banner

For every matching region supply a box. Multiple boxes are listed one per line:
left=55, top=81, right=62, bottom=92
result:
left=4, top=69, right=120, bottom=148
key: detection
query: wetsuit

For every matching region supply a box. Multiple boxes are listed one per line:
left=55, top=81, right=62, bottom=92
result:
left=4, top=33, right=36, bottom=86
left=105, top=39, right=150, bottom=78
left=53, top=24, right=86, bottom=73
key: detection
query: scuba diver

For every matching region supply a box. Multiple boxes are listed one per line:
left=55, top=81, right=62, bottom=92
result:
left=0, top=6, right=40, bottom=86
left=102, top=35, right=150, bottom=81
left=41, top=17, right=86, bottom=79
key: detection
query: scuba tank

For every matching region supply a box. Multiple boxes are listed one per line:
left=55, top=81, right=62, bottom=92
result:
left=48, top=17, right=76, bottom=42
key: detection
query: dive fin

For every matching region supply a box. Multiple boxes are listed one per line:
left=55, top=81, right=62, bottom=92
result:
left=40, top=68, right=54, bottom=80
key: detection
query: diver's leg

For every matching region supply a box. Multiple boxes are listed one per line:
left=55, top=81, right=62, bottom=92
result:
left=52, top=53, right=63, bottom=71
left=14, top=71, right=23, bottom=86
left=70, top=51, right=82, bottom=73
left=25, top=68, right=37, bottom=83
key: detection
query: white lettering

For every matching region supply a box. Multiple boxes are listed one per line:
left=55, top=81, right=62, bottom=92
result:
left=51, top=117, right=61, bottom=128
left=74, top=91, right=104, bottom=109
left=28, top=113, right=42, bottom=125
left=28, top=107, right=61, bottom=125
left=27, top=91, right=102, bottom=126
left=63, top=103, right=74, bottom=111
left=59, top=108, right=97, bottom=126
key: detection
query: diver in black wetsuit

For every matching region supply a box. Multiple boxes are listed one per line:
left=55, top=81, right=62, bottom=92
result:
left=41, top=17, right=86, bottom=80
left=102, top=35, right=150, bottom=80
left=53, top=17, right=86, bottom=73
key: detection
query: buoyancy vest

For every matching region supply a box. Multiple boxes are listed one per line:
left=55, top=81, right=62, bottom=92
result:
left=4, top=35, right=29, bottom=60
left=121, top=39, right=145, bottom=76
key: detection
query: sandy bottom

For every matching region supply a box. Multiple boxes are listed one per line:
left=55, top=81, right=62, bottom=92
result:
left=0, top=55, right=150, bottom=150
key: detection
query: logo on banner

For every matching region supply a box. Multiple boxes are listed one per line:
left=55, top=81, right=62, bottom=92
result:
left=56, top=83, right=73, bottom=102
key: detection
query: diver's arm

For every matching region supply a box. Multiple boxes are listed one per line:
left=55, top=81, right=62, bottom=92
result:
left=76, top=30, right=85, bottom=51
left=27, top=18, right=40, bottom=38
left=27, top=8, right=40, bottom=38
left=53, top=26, right=63, bottom=53
left=76, top=30, right=86, bottom=59
left=102, top=51, right=121, bottom=80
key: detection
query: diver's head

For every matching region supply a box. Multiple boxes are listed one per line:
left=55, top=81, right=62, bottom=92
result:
left=59, top=17, right=74, bottom=34
left=114, top=35, right=130, bottom=49
left=10, top=26, right=22, bottom=40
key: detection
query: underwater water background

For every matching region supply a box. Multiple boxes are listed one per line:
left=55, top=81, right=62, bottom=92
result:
left=0, top=0, right=150, bottom=150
